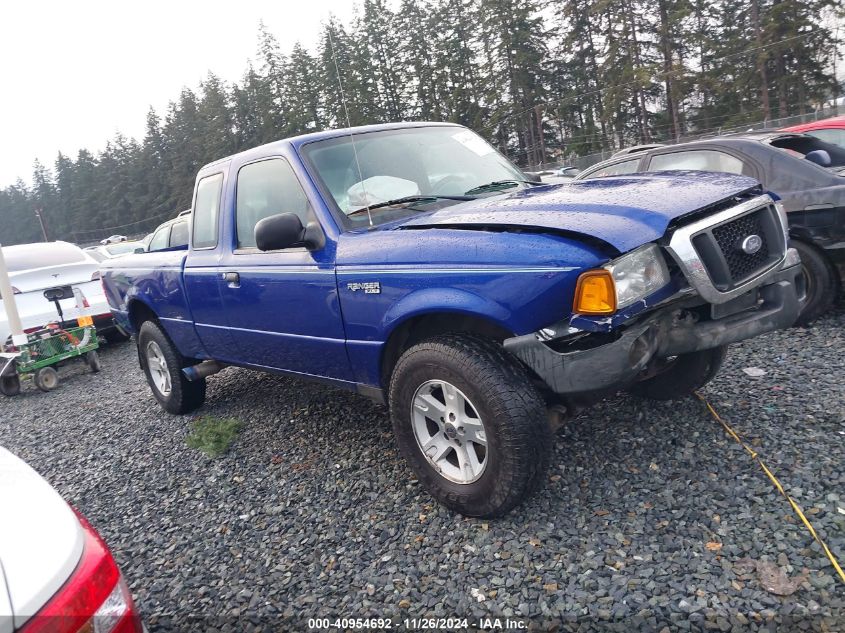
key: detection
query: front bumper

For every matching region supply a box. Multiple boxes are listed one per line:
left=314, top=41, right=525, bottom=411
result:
left=503, top=261, right=803, bottom=396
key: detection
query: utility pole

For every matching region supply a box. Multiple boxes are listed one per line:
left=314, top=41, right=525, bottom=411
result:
left=33, top=207, right=49, bottom=242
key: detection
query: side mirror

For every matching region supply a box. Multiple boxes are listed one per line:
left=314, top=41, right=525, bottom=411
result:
left=134, top=247, right=146, bottom=254
left=255, top=213, right=307, bottom=251
left=805, top=149, right=831, bottom=167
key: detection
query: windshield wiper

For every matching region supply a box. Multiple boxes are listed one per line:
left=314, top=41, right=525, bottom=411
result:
left=464, top=179, right=543, bottom=195
left=347, top=194, right=476, bottom=216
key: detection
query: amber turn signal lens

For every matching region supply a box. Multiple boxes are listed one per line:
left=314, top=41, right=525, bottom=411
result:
left=573, top=270, right=616, bottom=315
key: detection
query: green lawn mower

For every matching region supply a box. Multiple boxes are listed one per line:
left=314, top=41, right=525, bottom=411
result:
left=1, top=285, right=101, bottom=396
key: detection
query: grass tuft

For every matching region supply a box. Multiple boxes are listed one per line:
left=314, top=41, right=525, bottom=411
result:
left=186, top=415, right=241, bottom=457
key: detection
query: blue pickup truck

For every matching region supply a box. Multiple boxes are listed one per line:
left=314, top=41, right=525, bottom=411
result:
left=101, top=122, right=803, bottom=517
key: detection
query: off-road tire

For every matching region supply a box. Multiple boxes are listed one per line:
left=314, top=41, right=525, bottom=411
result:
left=628, top=345, right=728, bottom=401
left=34, top=367, right=59, bottom=392
left=389, top=334, right=552, bottom=518
left=791, top=240, right=837, bottom=326
left=138, top=321, right=206, bottom=414
left=0, top=375, right=21, bottom=397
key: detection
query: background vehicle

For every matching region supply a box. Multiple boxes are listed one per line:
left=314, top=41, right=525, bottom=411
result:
left=99, top=235, right=127, bottom=245
left=0, top=242, right=127, bottom=344
left=83, top=241, right=144, bottom=263
left=538, top=166, right=580, bottom=183
left=782, top=115, right=845, bottom=149
left=577, top=131, right=845, bottom=324
left=0, top=445, right=143, bottom=632
left=101, top=122, right=801, bottom=517
left=144, top=212, right=190, bottom=253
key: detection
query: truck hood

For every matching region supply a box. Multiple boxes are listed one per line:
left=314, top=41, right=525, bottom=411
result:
left=0, top=447, right=84, bottom=629
left=397, top=171, right=761, bottom=253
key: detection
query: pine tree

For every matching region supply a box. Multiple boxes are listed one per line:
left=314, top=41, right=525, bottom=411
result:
left=0, top=0, right=842, bottom=245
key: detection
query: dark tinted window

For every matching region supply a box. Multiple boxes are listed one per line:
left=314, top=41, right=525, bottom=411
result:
left=236, top=159, right=312, bottom=249
left=193, top=173, right=223, bottom=249
left=169, top=221, right=189, bottom=247
left=2, top=242, right=86, bottom=272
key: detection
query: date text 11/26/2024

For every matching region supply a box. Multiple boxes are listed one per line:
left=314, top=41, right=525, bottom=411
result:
left=308, top=617, right=527, bottom=630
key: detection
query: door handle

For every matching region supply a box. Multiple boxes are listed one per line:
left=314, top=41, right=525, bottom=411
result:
left=223, top=272, right=240, bottom=286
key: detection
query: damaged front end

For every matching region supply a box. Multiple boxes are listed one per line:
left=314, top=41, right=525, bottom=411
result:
left=504, top=194, right=805, bottom=401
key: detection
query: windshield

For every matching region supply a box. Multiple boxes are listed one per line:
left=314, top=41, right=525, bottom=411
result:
left=300, top=126, right=526, bottom=226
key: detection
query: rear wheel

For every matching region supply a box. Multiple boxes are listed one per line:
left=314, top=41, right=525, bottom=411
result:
left=138, top=321, right=206, bottom=414
left=791, top=240, right=837, bottom=326
left=0, top=375, right=21, bottom=397
left=628, top=346, right=728, bottom=401
left=34, top=367, right=59, bottom=392
left=389, top=334, right=551, bottom=518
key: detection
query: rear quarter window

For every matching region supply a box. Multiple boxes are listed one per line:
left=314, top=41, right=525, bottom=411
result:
left=149, top=227, right=170, bottom=252
left=581, top=158, right=641, bottom=178
left=169, top=221, right=189, bottom=248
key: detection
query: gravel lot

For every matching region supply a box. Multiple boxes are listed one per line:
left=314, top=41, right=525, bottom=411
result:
left=1, top=309, right=843, bottom=632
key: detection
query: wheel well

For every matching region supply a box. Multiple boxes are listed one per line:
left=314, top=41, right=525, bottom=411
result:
left=380, top=313, right=513, bottom=389
left=790, top=237, right=841, bottom=290
left=128, top=300, right=159, bottom=332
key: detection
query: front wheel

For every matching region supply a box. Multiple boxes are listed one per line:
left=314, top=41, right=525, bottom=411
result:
left=389, top=334, right=552, bottom=518
left=34, top=367, right=60, bottom=392
left=138, top=321, right=206, bottom=414
left=791, top=240, right=837, bottom=326
left=0, top=375, right=21, bottom=397
left=628, top=345, right=728, bottom=401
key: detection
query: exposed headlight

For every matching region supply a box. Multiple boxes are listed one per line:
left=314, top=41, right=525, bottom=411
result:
left=604, top=244, right=670, bottom=309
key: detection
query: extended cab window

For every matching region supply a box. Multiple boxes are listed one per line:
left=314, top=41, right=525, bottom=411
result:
left=582, top=158, right=641, bottom=179
left=149, top=227, right=170, bottom=251
left=169, top=221, right=189, bottom=248
left=193, top=173, right=223, bottom=249
left=648, top=150, right=744, bottom=174
left=236, top=159, right=312, bottom=249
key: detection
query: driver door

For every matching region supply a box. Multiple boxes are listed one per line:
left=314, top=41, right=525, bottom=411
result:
left=216, top=157, right=352, bottom=381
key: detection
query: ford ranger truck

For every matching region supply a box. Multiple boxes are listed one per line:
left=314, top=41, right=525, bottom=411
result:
left=101, top=122, right=803, bottom=517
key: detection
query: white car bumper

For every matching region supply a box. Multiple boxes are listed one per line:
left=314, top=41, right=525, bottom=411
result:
left=0, top=280, right=112, bottom=343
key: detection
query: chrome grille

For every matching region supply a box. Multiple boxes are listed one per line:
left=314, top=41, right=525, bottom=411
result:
left=666, top=194, right=788, bottom=304
left=711, top=210, right=770, bottom=283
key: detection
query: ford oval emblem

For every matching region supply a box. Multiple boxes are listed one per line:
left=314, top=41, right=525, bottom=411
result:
left=740, top=234, right=763, bottom=255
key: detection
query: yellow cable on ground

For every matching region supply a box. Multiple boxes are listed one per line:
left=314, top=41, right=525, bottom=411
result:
left=695, top=392, right=845, bottom=586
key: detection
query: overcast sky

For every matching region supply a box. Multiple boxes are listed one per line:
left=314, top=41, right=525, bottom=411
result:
left=0, top=0, right=358, bottom=187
